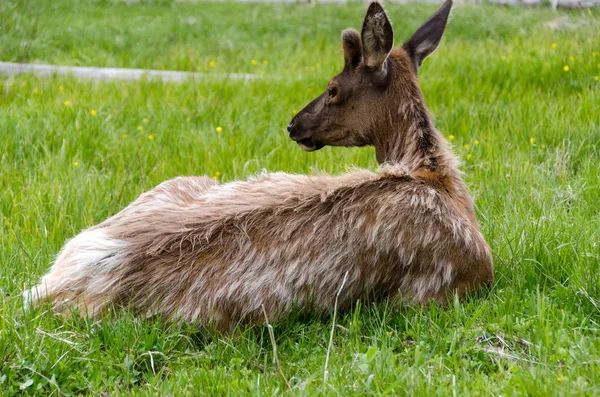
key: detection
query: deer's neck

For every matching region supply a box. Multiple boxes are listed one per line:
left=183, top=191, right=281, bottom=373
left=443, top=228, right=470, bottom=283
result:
left=372, top=94, right=480, bottom=225
left=374, top=99, right=453, bottom=172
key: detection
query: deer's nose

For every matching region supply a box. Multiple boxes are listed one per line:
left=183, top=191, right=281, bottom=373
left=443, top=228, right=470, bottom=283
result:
left=287, top=121, right=295, bottom=135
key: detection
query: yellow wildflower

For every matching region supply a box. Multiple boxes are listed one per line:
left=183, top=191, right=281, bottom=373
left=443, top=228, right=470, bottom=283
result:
left=386, top=331, right=393, bottom=336
left=557, top=377, right=565, bottom=382
left=143, top=118, right=149, bottom=123
left=448, top=135, right=455, bottom=141
left=569, top=56, right=574, bottom=62
left=90, top=109, right=97, bottom=117
left=551, top=43, right=557, bottom=49
left=33, top=88, right=39, bottom=94
left=251, top=59, right=258, bottom=66
left=530, top=137, right=536, bottom=144
left=563, top=65, right=569, bottom=72
left=73, top=161, right=79, bottom=167
left=595, top=76, right=599, bottom=81
left=148, top=134, right=154, bottom=140
left=216, top=126, right=223, bottom=133
left=464, top=144, right=470, bottom=150
left=63, top=101, right=71, bottom=106
left=121, top=134, right=127, bottom=139
left=262, top=60, right=268, bottom=65
left=137, top=125, right=143, bottom=131
left=216, top=171, right=221, bottom=176
left=212, top=176, right=218, bottom=180
left=467, top=153, right=472, bottom=160
left=474, top=140, right=480, bottom=145
left=209, top=60, right=216, bottom=67
left=59, top=85, right=64, bottom=91
left=292, top=109, right=297, bottom=115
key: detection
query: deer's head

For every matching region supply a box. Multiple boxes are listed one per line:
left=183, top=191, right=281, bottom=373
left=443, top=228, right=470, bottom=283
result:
left=287, top=0, right=452, bottom=154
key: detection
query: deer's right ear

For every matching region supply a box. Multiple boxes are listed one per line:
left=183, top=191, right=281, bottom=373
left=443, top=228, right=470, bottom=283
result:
left=402, top=0, right=453, bottom=74
left=361, top=2, right=394, bottom=74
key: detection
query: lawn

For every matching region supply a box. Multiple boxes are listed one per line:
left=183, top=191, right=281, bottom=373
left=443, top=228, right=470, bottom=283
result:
left=1, top=0, right=600, bottom=395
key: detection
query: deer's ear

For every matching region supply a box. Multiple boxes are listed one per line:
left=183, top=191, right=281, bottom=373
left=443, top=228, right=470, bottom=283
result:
left=342, top=29, right=362, bottom=69
left=361, top=2, right=394, bottom=73
left=402, top=0, right=452, bottom=74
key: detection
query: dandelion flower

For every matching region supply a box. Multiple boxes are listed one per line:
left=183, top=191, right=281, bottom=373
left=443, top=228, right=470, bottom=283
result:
left=595, top=76, right=599, bottom=81
left=557, top=377, right=565, bottom=382
left=474, top=140, right=480, bottom=145
left=121, top=134, right=127, bottom=139
left=551, top=43, right=557, bottom=49
left=137, top=125, right=143, bottom=131
left=251, top=59, right=258, bottom=66
left=148, top=134, right=154, bottom=140
left=90, top=109, right=97, bottom=117
left=212, top=176, right=218, bottom=180
left=467, top=153, right=472, bottom=160
left=73, top=161, right=79, bottom=167
left=63, top=101, right=71, bottom=106
left=530, top=137, right=536, bottom=144
left=216, top=126, right=223, bottom=133
left=464, top=144, right=470, bottom=150
left=59, top=85, right=64, bottom=92
left=448, top=135, right=455, bottom=141
left=33, top=88, right=39, bottom=94
left=262, top=60, right=268, bottom=65
left=216, top=171, right=221, bottom=176
left=563, top=65, right=569, bottom=72
left=209, top=60, right=216, bottom=67
left=569, top=56, right=574, bottom=62
left=143, top=118, right=149, bottom=123
left=386, top=331, right=393, bottom=336
left=292, top=109, right=297, bottom=115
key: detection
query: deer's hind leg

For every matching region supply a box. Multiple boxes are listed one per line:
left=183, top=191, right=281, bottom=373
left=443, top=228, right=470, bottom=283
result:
left=23, top=175, right=219, bottom=313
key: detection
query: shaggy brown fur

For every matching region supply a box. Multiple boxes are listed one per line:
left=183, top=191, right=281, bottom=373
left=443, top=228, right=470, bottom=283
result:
left=25, top=0, right=493, bottom=329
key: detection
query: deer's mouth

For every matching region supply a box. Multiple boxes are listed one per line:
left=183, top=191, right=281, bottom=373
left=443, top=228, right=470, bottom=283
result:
left=296, top=138, right=324, bottom=152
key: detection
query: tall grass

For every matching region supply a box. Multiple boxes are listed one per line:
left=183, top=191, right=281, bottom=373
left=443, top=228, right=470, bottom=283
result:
left=1, top=1, right=599, bottom=394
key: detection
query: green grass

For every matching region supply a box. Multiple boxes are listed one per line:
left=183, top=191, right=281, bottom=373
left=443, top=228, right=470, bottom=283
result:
left=1, top=0, right=600, bottom=395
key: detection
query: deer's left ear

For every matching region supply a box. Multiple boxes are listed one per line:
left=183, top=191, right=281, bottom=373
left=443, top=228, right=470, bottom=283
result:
left=361, top=2, right=394, bottom=75
left=402, top=0, right=453, bottom=74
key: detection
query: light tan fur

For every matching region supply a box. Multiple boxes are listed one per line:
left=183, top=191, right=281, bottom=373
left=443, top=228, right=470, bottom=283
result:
left=25, top=0, right=493, bottom=329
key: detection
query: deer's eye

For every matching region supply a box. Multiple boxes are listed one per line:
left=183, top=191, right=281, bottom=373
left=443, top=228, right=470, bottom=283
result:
left=327, top=87, right=339, bottom=98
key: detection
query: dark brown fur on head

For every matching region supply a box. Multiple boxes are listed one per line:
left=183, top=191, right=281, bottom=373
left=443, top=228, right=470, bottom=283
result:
left=288, top=0, right=453, bottom=168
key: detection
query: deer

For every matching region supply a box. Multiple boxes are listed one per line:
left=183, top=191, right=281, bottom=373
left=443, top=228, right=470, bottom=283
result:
left=24, top=0, right=493, bottom=330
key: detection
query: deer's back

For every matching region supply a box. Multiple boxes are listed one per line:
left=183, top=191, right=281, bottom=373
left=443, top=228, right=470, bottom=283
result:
left=87, top=168, right=491, bottom=326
